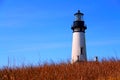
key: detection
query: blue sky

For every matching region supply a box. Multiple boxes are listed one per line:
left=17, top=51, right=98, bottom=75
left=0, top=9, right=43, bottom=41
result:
left=0, top=0, right=120, bottom=68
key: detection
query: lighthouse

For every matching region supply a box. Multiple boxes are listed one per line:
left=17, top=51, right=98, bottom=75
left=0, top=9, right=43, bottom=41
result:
left=71, top=10, right=87, bottom=63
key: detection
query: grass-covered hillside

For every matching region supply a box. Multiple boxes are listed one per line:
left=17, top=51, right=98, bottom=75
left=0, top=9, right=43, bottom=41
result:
left=0, top=59, right=120, bottom=80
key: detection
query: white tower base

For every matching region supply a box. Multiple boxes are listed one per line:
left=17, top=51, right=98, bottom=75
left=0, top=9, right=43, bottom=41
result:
left=71, top=32, right=87, bottom=63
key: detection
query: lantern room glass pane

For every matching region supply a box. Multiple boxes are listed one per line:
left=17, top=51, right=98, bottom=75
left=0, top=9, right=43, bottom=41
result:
left=75, top=14, right=83, bottom=21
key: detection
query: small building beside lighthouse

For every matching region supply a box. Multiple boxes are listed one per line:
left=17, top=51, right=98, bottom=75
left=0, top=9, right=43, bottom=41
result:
left=71, top=10, right=87, bottom=63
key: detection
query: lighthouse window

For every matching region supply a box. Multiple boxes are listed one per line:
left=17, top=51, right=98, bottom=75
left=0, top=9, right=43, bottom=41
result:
left=74, top=28, right=80, bottom=32
left=81, top=47, right=83, bottom=55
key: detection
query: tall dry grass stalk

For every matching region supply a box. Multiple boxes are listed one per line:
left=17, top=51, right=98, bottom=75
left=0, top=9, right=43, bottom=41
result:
left=0, top=59, right=120, bottom=80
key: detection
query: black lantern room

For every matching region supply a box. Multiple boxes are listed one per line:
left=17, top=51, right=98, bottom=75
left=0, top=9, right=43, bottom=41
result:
left=71, top=10, right=87, bottom=32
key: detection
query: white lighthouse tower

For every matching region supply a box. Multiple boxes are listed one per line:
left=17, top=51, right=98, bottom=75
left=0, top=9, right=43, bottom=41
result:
left=71, top=10, right=87, bottom=63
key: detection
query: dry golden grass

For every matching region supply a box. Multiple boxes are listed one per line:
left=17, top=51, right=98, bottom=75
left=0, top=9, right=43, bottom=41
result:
left=0, top=59, right=120, bottom=80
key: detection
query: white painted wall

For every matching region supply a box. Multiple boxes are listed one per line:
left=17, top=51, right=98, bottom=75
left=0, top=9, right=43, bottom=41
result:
left=71, top=32, right=87, bottom=63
